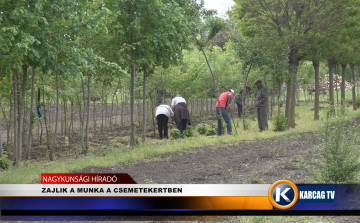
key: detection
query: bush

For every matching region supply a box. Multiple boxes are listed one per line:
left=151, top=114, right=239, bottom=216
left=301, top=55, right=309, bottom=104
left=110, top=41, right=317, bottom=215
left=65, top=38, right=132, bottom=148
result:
left=243, top=120, right=250, bottom=130
left=205, top=128, right=217, bottom=136
left=196, top=123, right=217, bottom=136
left=170, top=129, right=181, bottom=139
left=273, top=114, right=288, bottom=132
left=196, top=124, right=207, bottom=135
left=182, top=129, right=193, bottom=138
left=0, top=155, right=10, bottom=170
left=312, top=105, right=360, bottom=183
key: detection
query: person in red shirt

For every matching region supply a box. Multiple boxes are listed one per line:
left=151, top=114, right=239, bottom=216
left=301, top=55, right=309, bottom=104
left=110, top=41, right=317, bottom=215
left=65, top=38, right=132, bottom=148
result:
left=215, top=89, right=235, bottom=135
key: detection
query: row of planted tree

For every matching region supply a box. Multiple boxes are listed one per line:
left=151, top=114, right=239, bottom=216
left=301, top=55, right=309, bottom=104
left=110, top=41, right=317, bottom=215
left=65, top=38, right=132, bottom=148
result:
left=3, top=0, right=360, bottom=165
left=2, top=55, right=359, bottom=164
left=2, top=44, right=360, bottom=164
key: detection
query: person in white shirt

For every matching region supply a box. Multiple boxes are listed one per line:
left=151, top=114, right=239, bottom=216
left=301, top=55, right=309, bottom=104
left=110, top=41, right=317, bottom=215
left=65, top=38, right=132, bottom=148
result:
left=154, top=104, right=174, bottom=139
left=171, top=94, right=186, bottom=112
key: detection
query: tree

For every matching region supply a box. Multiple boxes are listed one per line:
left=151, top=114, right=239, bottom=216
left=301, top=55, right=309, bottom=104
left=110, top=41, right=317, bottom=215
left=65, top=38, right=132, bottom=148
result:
left=109, top=0, right=192, bottom=146
left=234, top=0, right=358, bottom=128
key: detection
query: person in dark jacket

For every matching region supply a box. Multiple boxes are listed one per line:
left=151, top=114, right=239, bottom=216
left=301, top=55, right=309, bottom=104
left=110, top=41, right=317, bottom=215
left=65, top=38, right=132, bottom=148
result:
left=172, top=94, right=191, bottom=135
left=215, top=89, right=234, bottom=135
left=254, top=80, right=268, bottom=131
left=174, top=102, right=191, bottom=135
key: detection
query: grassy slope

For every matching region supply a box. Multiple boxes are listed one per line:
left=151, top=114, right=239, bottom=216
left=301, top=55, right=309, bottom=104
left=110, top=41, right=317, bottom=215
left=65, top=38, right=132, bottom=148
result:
left=0, top=102, right=359, bottom=184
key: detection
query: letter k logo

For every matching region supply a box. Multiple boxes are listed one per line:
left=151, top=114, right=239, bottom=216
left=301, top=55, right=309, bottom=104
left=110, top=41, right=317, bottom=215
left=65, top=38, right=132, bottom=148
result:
left=269, top=180, right=298, bottom=210
left=276, top=187, right=291, bottom=202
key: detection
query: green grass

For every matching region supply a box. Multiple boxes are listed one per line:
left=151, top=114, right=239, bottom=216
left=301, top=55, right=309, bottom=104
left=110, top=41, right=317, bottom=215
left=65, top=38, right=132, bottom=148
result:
left=299, top=88, right=360, bottom=103
left=1, top=102, right=360, bottom=184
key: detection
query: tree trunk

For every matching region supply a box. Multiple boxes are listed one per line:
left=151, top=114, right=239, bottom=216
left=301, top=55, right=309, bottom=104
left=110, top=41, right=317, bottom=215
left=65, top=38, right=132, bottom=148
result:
left=242, top=63, right=252, bottom=129
left=277, top=84, right=281, bottom=116
left=43, top=85, right=51, bottom=159
left=81, top=78, right=86, bottom=148
left=115, top=94, right=119, bottom=125
left=142, top=70, right=146, bottom=143
left=105, top=87, right=108, bottom=129
left=16, top=65, right=28, bottom=163
left=130, top=60, right=136, bottom=146
left=206, top=97, right=209, bottom=115
left=289, top=74, right=297, bottom=128
left=69, top=100, right=74, bottom=140
left=313, top=61, right=320, bottom=120
left=341, top=64, right=346, bottom=105
left=25, top=67, right=35, bottom=160
left=335, top=65, right=339, bottom=105
left=77, top=94, right=82, bottom=135
left=50, top=73, right=59, bottom=161
left=8, top=94, right=12, bottom=145
left=64, top=100, right=67, bottom=136
left=48, top=100, right=51, bottom=132
left=101, top=86, right=104, bottom=131
left=93, top=99, right=96, bottom=134
left=121, top=92, right=124, bottom=126
left=0, top=99, right=10, bottom=147
left=110, top=78, right=121, bottom=130
left=350, top=63, right=357, bottom=110
left=13, top=70, right=18, bottom=165
left=328, top=60, right=335, bottom=106
left=85, top=74, right=91, bottom=149
left=270, top=88, right=273, bottom=118
left=60, top=102, right=63, bottom=136
left=288, top=49, right=299, bottom=128
left=150, top=95, right=156, bottom=138
left=285, top=77, right=292, bottom=121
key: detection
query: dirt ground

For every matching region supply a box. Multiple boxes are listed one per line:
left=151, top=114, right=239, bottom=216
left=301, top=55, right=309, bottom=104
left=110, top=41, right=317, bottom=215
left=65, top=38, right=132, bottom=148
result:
left=74, top=128, right=360, bottom=222
left=76, top=132, right=316, bottom=184
left=1, top=100, right=222, bottom=162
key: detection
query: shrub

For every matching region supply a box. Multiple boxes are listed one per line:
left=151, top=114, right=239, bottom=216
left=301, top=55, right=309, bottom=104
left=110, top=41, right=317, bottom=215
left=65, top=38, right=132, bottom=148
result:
left=182, top=129, right=193, bottom=138
left=205, top=128, right=216, bottom=136
left=243, top=120, right=250, bottom=130
left=312, top=105, right=360, bottom=183
left=196, top=124, right=207, bottom=135
left=273, top=114, right=288, bottom=132
left=196, top=123, right=217, bottom=136
left=170, top=129, right=181, bottom=139
left=0, top=155, right=10, bottom=170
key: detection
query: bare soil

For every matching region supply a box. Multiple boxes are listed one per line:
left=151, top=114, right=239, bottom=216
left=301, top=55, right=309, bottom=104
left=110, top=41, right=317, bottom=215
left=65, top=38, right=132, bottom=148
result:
left=72, top=119, right=360, bottom=222
left=1, top=100, right=221, bottom=162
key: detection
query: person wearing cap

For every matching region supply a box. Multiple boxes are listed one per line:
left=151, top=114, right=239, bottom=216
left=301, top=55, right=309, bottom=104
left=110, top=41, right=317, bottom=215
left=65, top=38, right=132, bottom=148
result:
left=215, top=89, right=235, bottom=135
left=154, top=104, right=174, bottom=139
left=171, top=94, right=191, bottom=135
left=254, top=80, right=268, bottom=131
